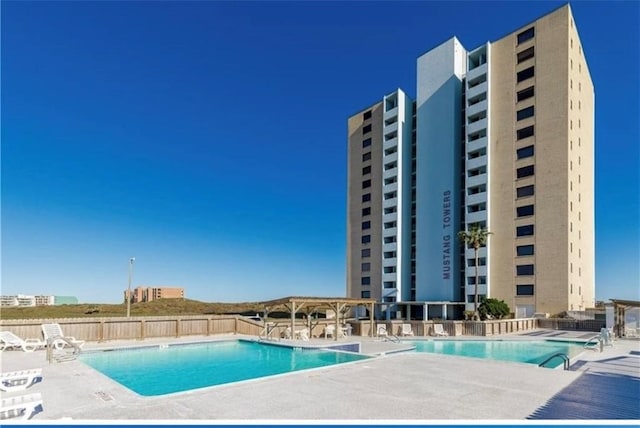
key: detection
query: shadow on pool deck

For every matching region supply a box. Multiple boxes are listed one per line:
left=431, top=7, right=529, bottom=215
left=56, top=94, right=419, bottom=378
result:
left=528, top=353, right=640, bottom=419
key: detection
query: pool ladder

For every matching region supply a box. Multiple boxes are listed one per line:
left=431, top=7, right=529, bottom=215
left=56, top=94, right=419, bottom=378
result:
left=382, top=334, right=401, bottom=344
left=538, top=352, right=570, bottom=370
left=46, top=337, right=81, bottom=363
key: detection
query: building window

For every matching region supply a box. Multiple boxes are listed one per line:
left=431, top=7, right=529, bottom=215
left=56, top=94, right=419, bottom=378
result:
left=362, top=152, right=371, bottom=162
left=468, top=166, right=487, bottom=177
left=517, top=264, right=534, bottom=276
left=362, top=179, right=371, bottom=189
left=517, top=205, right=534, bottom=217
left=467, top=257, right=487, bottom=267
left=517, top=86, right=535, bottom=102
left=363, top=110, right=372, bottom=120
left=361, top=291, right=371, bottom=298
left=363, top=124, right=372, bottom=134
left=516, top=106, right=535, bottom=121
left=362, top=207, right=371, bottom=216
left=361, top=235, right=371, bottom=244
left=361, top=277, right=370, bottom=286
left=362, top=193, right=371, bottom=203
left=467, top=276, right=487, bottom=285
left=362, top=165, right=371, bottom=175
left=517, top=185, right=534, bottom=197
left=361, top=248, right=370, bottom=258
left=384, top=191, right=397, bottom=200
left=517, top=165, right=534, bottom=178
left=517, top=225, right=534, bottom=237
left=361, top=221, right=371, bottom=230
left=517, top=27, right=535, bottom=44
left=517, top=125, right=534, bottom=140
left=517, top=66, right=535, bottom=83
left=383, top=281, right=396, bottom=289
left=384, top=251, right=396, bottom=259
left=516, top=284, right=534, bottom=296
left=516, top=46, right=535, bottom=63
left=516, top=245, right=534, bottom=256
left=384, top=161, right=397, bottom=170
left=383, top=266, right=396, bottom=274
left=517, top=145, right=534, bottom=159
left=361, top=263, right=371, bottom=272
left=468, top=294, right=487, bottom=303
left=362, top=138, right=372, bottom=148
left=384, top=146, right=398, bottom=156
left=468, top=184, right=487, bottom=195
left=383, top=236, right=396, bottom=244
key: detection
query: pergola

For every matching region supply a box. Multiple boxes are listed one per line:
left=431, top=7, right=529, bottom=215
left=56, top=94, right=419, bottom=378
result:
left=609, top=299, right=640, bottom=338
left=260, top=296, right=376, bottom=341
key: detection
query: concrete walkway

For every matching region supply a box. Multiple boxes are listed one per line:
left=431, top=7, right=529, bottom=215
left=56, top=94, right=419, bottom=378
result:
left=0, top=330, right=638, bottom=421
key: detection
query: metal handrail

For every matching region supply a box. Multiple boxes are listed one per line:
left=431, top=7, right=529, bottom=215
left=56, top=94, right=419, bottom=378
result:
left=583, top=335, right=601, bottom=349
left=383, top=334, right=401, bottom=343
left=538, top=352, right=570, bottom=370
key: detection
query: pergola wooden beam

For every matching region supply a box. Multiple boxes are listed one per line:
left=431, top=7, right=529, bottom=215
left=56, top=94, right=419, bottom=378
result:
left=261, top=296, right=376, bottom=339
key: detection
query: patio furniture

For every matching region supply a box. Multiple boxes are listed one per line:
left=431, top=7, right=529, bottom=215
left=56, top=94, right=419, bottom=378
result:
left=401, top=323, right=414, bottom=336
left=0, top=393, right=43, bottom=421
left=40, top=324, right=85, bottom=349
left=0, top=331, right=44, bottom=353
left=1, top=369, right=43, bottom=393
left=432, top=324, right=449, bottom=337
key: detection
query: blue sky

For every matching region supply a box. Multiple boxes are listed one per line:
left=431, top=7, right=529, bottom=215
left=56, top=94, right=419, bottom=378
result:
left=2, top=1, right=638, bottom=304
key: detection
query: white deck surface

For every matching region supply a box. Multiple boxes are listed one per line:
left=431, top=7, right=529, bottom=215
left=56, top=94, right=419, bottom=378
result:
left=0, top=329, right=638, bottom=422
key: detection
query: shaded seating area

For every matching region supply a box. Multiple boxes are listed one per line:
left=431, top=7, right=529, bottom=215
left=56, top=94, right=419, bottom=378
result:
left=0, top=331, right=44, bottom=353
left=260, top=296, right=375, bottom=342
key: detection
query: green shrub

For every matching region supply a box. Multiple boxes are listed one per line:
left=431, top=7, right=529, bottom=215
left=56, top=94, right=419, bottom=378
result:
left=478, top=298, right=510, bottom=320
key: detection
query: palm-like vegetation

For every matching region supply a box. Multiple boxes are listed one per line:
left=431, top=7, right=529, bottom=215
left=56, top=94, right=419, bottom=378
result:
left=458, top=224, right=491, bottom=319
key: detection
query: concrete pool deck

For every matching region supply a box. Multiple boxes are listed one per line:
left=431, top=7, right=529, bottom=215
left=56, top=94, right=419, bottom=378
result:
left=0, top=329, right=638, bottom=421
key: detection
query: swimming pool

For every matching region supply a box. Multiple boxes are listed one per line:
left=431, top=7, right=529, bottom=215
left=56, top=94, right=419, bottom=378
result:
left=79, top=340, right=368, bottom=396
left=405, top=339, right=584, bottom=368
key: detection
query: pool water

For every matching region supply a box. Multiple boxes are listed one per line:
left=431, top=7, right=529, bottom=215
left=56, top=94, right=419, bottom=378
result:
left=79, top=340, right=368, bottom=396
left=406, top=339, right=584, bottom=367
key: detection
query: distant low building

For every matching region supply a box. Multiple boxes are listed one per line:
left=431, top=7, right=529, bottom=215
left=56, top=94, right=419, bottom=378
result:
left=124, top=286, right=184, bottom=303
left=0, top=294, right=78, bottom=307
left=54, top=296, right=79, bottom=305
left=1, top=294, right=36, bottom=307
left=35, top=295, right=55, bottom=306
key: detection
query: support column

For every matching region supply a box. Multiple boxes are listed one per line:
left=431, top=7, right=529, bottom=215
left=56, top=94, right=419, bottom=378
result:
left=290, top=302, right=296, bottom=339
left=443, top=303, right=448, bottom=320
left=369, top=303, right=374, bottom=337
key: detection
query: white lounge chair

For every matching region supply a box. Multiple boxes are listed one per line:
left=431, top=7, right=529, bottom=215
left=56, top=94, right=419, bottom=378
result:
left=295, top=328, right=310, bottom=341
left=0, top=393, right=43, bottom=420
left=324, top=325, right=336, bottom=339
left=376, top=324, right=388, bottom=338
left=41, top=324, right=84, bottom=349
left=401, top=323, right=414, bottom=337
left=0, top=331, right=44, bottom=353
left=432, top=324, right=449, bottom=337
left=1, top=369, right=43, bottom=392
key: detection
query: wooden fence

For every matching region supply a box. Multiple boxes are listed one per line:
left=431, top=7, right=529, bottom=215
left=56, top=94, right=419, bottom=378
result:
left=537, top=318, right=605, bottom=331
left=0, top=315, right=604, bottom=343
left=351, top=318, right=538, bottom=337
left=0, top=315, right=262, bottom=342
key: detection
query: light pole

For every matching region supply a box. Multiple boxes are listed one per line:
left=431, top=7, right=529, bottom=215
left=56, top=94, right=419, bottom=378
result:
left=126, top=257, right=135, bottom=318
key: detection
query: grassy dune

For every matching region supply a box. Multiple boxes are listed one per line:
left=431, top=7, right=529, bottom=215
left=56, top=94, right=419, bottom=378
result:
left=0, top=299, right=264, bottom=320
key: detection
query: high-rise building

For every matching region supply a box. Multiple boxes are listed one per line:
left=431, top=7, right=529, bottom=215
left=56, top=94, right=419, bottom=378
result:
left=346, top=4, right=594, bottom=319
